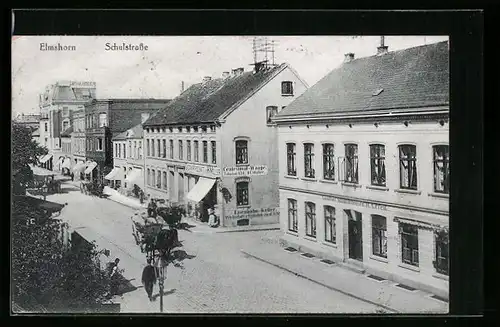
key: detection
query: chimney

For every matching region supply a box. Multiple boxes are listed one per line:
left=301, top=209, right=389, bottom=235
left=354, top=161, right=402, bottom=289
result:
left=222, top=71, right=230, bottom=79
left=141, top=113, right=150, bottom=124
left=377, top=36, right=389, bottom=55
left=232, top=67, right=244, bottom=76
left=344, top=53, right=355, bottom=63
left=180, top=81, right=185, bottom=93
left=202, top=76, right=212, bottom=84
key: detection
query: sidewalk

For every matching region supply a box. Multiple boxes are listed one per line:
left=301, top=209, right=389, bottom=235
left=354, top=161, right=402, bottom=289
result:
left=241, top=242, right=449, bottom=314
left=103, top=186, right=147, bottom=210
left=181, top=216, right=280, bottom=234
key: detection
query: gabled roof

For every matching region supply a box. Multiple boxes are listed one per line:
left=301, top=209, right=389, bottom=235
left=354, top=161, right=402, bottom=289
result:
left=144, top=63, right=289, bottom=126
left=276, top=41, right=449, bottom=120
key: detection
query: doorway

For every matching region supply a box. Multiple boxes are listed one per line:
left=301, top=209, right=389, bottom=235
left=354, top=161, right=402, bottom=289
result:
left=345, top=209, right=363, bottom=261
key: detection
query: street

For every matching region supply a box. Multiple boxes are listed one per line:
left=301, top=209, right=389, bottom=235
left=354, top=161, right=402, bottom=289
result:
left=47, top=181, right=382, bottom=313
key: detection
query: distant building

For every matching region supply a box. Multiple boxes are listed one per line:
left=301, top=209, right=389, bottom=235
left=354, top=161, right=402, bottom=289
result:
left=84, top=99, right=170, bottom=181
left=70, top=107, right=87, bottom=178
left=143, top=63, right=308, bottom=226
left=14, top=113, right=41, bottom=131
left=38, top=80, right=96, bottom=170
left=274, top=41, right=449, bottom=299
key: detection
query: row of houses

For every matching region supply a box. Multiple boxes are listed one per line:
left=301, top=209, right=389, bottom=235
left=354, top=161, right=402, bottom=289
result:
left=33, top=39, right=449, bottom=299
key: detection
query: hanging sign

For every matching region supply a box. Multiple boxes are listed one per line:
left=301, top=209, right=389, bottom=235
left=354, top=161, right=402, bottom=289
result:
left=185, top=164, right=221, bottom=177
left=223, top=165, right=268, bottom=177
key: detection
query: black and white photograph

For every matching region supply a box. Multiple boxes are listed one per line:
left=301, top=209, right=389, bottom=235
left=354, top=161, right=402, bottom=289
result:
left=11, top=34, right=451, bottom=314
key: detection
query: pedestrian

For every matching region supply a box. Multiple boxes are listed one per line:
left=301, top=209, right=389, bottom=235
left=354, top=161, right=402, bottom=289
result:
left=148, top=198, right=157, bottom=218
left=109, top=258, right=121, bottom=297
left=141, top=258, right=158, bottom=301
left=208, top=208, right=217, bottom=227
left=70, top=172, right=74, bottom=181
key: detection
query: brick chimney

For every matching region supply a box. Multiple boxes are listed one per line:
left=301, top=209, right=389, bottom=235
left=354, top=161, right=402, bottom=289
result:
left=141, top=113, right=150, bottom=124
left=232, top=67, right=244, bottom=76
left=377, top=36, right=389, bottom=55
left=344, top=53, right=355, bottom=63
left=202, top=76, right=212, bottom=84
left=222, top=71, right=230, bottom=79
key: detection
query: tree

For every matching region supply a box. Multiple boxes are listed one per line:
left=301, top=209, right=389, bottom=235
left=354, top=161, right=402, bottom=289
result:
left=11, top=122, right=47, bottom=195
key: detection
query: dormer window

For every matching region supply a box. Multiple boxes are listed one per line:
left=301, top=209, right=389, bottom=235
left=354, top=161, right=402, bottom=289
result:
left=178, top=127, right=183, bottom=132
left=281, top=81, right=294, bottom=96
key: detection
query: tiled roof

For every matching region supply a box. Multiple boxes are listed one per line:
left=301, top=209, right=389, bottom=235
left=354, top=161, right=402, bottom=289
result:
left=144, top=63, right=288, bottom=126
left=107, top=99, right=171, bottom=111
left=276, top=41, right=449, bottom=119
left=60, top=126, right=73, bottom=137
left=112, top=130, right=128, bottom=141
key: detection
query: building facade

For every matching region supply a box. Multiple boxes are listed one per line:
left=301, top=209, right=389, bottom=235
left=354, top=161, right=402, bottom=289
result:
left=144, top=63, right=308, bottom=226
left=274, top=41, right=449, bottom=299
left=14, top=113, right=41, bottom=131
left=84, top=99, right=170, bottom=181
left=71, top=108, right=87, bottom=166
left=38, top=80, right=96, bottom=170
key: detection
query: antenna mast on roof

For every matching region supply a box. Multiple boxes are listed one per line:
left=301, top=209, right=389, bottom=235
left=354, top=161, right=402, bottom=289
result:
left=251, top=36, right=277, bottom=73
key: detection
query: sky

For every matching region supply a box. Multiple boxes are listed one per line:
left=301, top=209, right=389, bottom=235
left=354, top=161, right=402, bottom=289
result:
left=12, top=35, right=448, bottom=117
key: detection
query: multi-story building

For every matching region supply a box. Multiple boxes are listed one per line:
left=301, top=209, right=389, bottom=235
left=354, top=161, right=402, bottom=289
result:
left=84, top=99, right=170, bottom=181
left=59, top=126, right=73, bottom=175
left=14, top=113, right=41, bottom=131
left=143, top=63, right=308, bottom=226
left=274, top=41, right=449, bottom=299
left=108, top=115, right=148, bottom=195
left=71, top=107, right=87, bottom=177
left=38, top=81, right=96, bottom=170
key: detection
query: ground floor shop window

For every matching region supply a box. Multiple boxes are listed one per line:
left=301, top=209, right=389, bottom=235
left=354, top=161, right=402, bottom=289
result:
left=372, top=215, right=387, bottom=258
left=434, top=229, right=449, bottom=275
left=236, top=181, right=249, bottom=206
left=288, top=199, right=298, bottom=232
left=305, top=202, right=316, bottom=238
left=324, top=205, right=336, bottom=243
left=400, top=223, right=419, bottom=266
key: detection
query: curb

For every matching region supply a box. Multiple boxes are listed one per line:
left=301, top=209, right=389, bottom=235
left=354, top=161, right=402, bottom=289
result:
left=215, top=227, right=281, bottom=234
left=105, top=196, right=145, bottom=210
left=241, top=250, right=399, bottom=314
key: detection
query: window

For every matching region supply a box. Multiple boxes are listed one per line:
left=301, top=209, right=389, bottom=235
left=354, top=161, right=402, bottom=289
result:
left=179, top=140, right=184, bottom=160
left=304, top=143, right=315, bottom=178
left=97, top=138, right=103, bottom=151
left=194, top=141, right=199, bottom=162
left=370, top=144, right=386, bottom=186
left=400, top=223, right=419, bottom=266
left=281, top=81, right=294, bottom=95
left=324, top=206, right=336, bottom=243
left=372, top=215, right=387, bottom=258
left=399, top=145, right=417, bottom=189
left=236, top=182, right=249, bottom=206
left=62, top=106, right=69, bottom=116
left=211, top=141, right=217, bottom=164
left=433, top=145, right=449, bottom=193
left=156, top=139, right=160, bottom=158
left=286, top=143, right=297, bottom=176
left=288, top=199, right=298, bottom=232
left=116, top=143, right=120, bottom=157
left=152, top=170, right=156, bottom=188
left=146, top=139, right=150, bottom=156
left=187, top=140, right=192, bottom=161
left=160, top=139, right=165, bottom=158
left=156, top=170, right=161, bottom=189
left=434, top=229, right=449, bottom=275
left=266, top=106, right=278, bottom=124
left=129, top=142, right=132, bottom=158
left=147, top=169, right=151, bottom=186
left=99, top=113, right=107, bottom=127
left=163, top=171, right=168, bottom=190
left=133, top=141, right=137, bottom=159
left=139, top=141, right=143, bottom=159
left=62, top=121, right=69, bottom=132
left=169, top=139, right=174, bottom=159
left=235, top=140, right=248, bottom=165
left=202, top=141, right=208, bottom=163
left=323, top=143, right=335, bottom=180
left=345, top=144, right=359, bottom=183
left=305, top=202, right=316, bottom=238
left=210, top=125, right=216, bottom=132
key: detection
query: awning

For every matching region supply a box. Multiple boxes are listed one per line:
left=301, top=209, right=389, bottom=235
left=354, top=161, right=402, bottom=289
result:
left=39, top=154, right=53, bottom=164
left=104, top=167, right=122, bottom=180
left=125, top=168, right=143, bottom=189
left=84, top=162, right=97, bottom=174
left=186, top=177, right=216, bottom=202
left=29, top=164, right=55, bottom=177
left=13, top=195, right=65, bottom=213
left=72, top=162, right=86, bottom=173
left=62, top=158, right=71, bottom=169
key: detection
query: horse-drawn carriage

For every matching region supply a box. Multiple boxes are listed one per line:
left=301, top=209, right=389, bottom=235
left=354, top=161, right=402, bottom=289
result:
left=80, top=180, right=104, bottom=197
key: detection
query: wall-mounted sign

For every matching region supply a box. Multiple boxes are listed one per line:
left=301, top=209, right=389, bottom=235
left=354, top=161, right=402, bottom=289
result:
left=223, top=165, right=268, bottom=177
left=70, top=81, right=96, bottom=88
left=225, top=207, right=279, bottom=220
left=322, top=195, right=387, bottom=211
left=185, top=164, right=221, bottom=177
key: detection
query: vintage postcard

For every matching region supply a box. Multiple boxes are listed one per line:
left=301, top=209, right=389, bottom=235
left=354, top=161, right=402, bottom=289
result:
left=11, top=35, right=449, bottom=314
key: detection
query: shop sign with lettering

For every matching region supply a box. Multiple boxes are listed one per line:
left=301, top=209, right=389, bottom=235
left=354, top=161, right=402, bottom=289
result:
left=223, top=165, right=268, bottom=177
left=225, top=207, right=279, bottom=220
left=70, top=81, right=97, bottom=88
left=185, top=164, right=221, bottom=177
left=322, top=195, right=387, bottom=211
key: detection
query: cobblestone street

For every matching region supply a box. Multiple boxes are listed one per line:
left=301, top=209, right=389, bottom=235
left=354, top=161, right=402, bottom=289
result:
left=45, top=181, right=383, bottom=313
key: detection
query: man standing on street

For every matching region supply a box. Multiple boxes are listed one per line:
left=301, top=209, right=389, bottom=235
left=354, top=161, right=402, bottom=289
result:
left=142, top=258, right=158, bottom=301
left=109, top=258, right=121, bottom=297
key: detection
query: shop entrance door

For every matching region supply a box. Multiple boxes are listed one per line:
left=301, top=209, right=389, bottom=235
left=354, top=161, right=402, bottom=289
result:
left=346, top=210, right=363, bottom=261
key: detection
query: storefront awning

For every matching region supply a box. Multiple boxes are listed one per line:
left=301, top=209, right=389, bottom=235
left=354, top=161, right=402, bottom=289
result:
left=104, top=167, right=122, bottom=180
left=84, top=162, right=98, bottom=174
left=72, top=162, right=86, bottom=173
left=125, top=168, right=143, bottom=189
left=62, top=158, right=71, bottom=169
left=186, top=177, right=216, bottom=202
left=39, top=154, right=53, bottom=164
left=29, top=164, right=55, bottom=177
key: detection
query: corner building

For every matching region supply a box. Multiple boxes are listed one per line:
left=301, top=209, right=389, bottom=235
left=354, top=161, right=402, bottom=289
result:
left=274, top=41, right=449, bottom=299
left=143, top=64, right=308, bottom=226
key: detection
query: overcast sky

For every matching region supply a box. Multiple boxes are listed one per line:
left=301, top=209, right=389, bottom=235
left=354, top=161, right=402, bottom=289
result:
left=12, top=35, right=448, bottom=116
